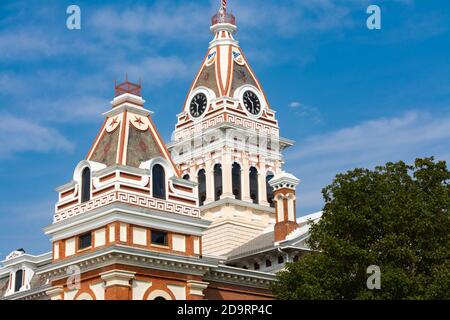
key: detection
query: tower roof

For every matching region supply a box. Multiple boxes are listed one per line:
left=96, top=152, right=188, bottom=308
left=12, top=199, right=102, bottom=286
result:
left=180, top=0, right=271, bottom=114
left=86, top=79, right=179, bottom=175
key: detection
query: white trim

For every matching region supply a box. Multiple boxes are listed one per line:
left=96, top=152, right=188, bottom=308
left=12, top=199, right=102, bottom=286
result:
left=147, top=289, right=172, bottom=300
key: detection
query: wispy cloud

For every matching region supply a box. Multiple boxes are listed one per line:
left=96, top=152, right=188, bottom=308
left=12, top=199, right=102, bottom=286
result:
left=111, top=56, right=192, bottom=87
left=287, top=111, right=450, bottom=214
left=288, top=101, right=323, bottom=124
left=0, top=114, right=74, bottom=158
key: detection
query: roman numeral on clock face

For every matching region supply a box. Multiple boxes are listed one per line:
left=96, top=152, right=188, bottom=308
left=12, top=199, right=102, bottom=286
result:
left=243, top=90, right=261, bottom=115
left=190, top=93, right=208, bottom=118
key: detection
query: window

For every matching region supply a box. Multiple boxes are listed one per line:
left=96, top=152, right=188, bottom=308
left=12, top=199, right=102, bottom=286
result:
left=152, top=164, right=166, bottom=200
left=198, top=169, right=206, bottom=206
left=293, top=255, right=299, bottom=262
left=266, top=173, right=274, bottom=207
left=254, top=262, right=260, bottom=270
left=242, top=265, right=248, bottom=270
left=81, top=167, right=91, bottom=203
left=79, top=233, right=92, bottom=250
left=232, top=163, right=241, bottom=200
left=265, top=259, right=272, bottom=268
left=182, top=174, right=190, bottom=180
left=151, top=230, right=168, bottom=246
left=214, top=163, right=222, bottom=201
left=14, top=269, right=23, bottom=292
left=277, top=255, right=284, bottom=264
left=249, top=167, right=259, bottom=204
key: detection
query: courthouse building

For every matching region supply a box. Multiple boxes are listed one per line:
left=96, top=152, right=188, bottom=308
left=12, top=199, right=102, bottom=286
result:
left=0, top=2, right=321, bottom=300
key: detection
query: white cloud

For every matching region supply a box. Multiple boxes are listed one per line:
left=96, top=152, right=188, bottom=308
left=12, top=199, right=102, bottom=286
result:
left=89, top=2, right=213, bottom=44
left=0, top=114, right=74, bottom=158
left=110, top=56, right=192, bottom=87
left=286, top=111, right=450, bottom=214
left=288, top=101, right=323, bottom=123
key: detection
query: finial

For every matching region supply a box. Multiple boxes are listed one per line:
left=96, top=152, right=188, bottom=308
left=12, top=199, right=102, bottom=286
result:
left=114, top=76, right=142, bottom=98
left=212, top=0, right=235, bottom=26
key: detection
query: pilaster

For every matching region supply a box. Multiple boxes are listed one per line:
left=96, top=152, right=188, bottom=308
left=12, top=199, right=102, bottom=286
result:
left=187, top=280, right=209, bottom=300
left=100, top=269, right=135, bottom=300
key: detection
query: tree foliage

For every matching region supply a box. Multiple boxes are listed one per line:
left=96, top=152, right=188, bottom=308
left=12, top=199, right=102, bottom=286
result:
left=273, top=158, right=450, bottom=299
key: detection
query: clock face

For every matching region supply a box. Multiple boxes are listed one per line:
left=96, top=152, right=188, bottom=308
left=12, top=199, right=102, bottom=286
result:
left=243, top=90, right=261, bottom=115
left=189, top=93, right=208, bottom=118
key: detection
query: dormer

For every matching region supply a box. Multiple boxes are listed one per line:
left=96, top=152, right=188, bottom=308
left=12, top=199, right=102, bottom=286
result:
left=1, top=250, right=51, bottom=298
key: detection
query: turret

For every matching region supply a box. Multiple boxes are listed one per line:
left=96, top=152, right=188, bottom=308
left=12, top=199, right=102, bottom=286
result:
left=269, top=172, right=300, bottom=242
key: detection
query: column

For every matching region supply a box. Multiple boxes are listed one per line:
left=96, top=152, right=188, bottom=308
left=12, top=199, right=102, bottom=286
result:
left=189, top=161, right=198, bottom=183
left=100, top=269, right=135, bottom=300
left=221, top=148, right=233, bottom=199
left=204, top=157, right=215, bottom=204
left=258, top=158, right=268, bottom=206
left=241, top=155, right=251, bottom=202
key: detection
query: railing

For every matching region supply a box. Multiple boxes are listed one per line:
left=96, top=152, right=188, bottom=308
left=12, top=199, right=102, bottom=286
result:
left=211, top=12, right=236, bottom=26
left=114, top=80, right=142, bottom=97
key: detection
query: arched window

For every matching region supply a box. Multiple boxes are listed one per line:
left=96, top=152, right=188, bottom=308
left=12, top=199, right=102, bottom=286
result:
left=214, top=163, right=222, bottom=201
left=265, top=259, right=272, bottom=268
left=232, top=162, right=241, bottom=200
left=154, top=296, right=166, bottom=301
left=81, top=167, right=91, bottom=203
left=182, top=174, right=190, bottom=180
left=249, top=167, right=259, bottom=204
left=14, top=269, right=23, bottom=292
left=198, top=169, right=206, bottom=206
left=266, top=172, right=275, bottom=207
left=152, top=164, right=166, bottom=200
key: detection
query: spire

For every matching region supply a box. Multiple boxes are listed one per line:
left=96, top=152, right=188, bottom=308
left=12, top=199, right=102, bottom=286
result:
left=86, top=79, right=179, bottom=175
left=211, top=0, right=236, bottom=27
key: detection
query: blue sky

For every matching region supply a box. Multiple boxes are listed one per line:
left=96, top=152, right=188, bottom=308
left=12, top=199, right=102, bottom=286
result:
left=0, top=0, right=449, bottom=257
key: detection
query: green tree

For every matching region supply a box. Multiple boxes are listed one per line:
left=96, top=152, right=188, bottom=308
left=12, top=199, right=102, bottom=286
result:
left=273, top=158, right=450, bottom=300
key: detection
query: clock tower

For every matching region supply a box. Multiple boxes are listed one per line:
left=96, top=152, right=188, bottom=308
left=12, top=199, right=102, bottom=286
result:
left=168, top=1, right=295, bottom=256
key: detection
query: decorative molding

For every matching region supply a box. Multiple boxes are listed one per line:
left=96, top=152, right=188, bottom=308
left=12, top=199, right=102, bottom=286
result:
left=46, top=285, right=64, bottom=300
left=187, top=280, right=209, bottom=297
left=54, top=191, right=200, bottom=223
left=100, top=269, right=136, bottom=288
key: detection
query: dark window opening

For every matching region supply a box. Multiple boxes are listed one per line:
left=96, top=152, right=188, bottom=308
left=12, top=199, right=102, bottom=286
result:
left=152, top=164, right=166, bottom=200
left=265, top=259, right=272, bottom=268
left=266, top=173, right=274, bottom=208
left=198, top=169, right=206, bottom=206
left=151, top=230, right=168, bottom=246
left=242, top=266, right=248, bottom=270
left=293, top=255, right=299, bottom=262
left=182, top=174, right=190, bottom=180
left=277, top=255, right=284, bottom=264
left=249, top=167, right=259, bottom=204
left=14, top=269, right=23, bottom=292
left=232, top=162, right=241, bottom=200
left=81, top=167, right=91, bottom=203
left=79, top=233, right=92, bottom=250
left=214, top=163, right=222, bottom=201
left=254, top=263, right=260, bottom=270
